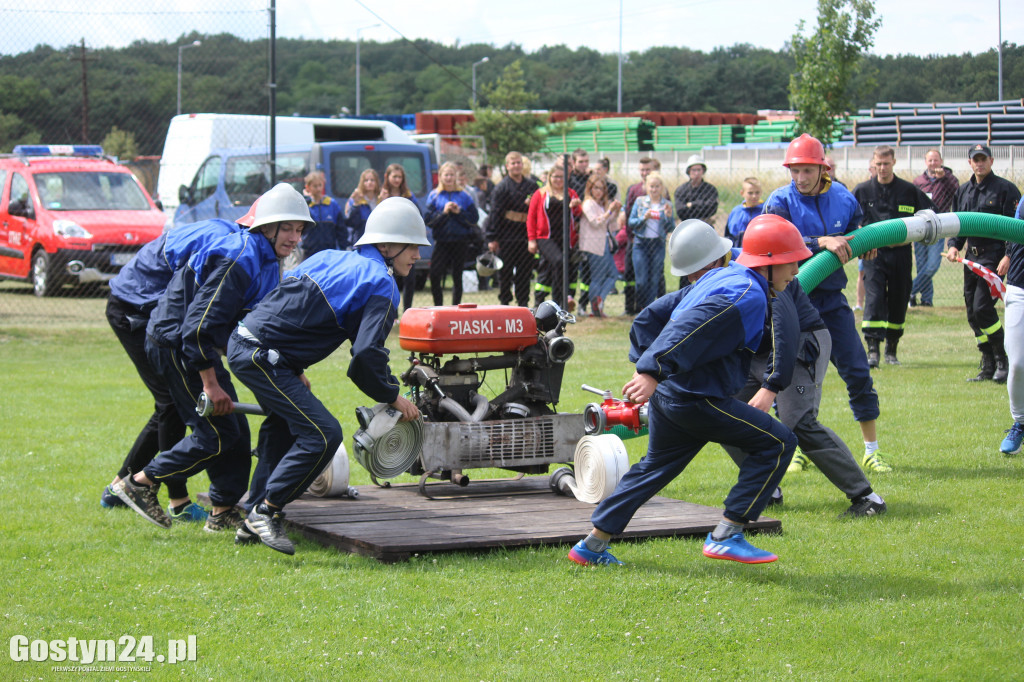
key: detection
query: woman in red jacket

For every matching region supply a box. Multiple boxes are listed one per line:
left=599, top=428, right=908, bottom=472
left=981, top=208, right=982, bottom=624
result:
left=527, top=163, right=581, bottom=309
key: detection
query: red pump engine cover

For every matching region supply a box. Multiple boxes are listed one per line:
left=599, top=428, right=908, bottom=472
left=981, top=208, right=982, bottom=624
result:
left=399, top=303, right=538, bottom=354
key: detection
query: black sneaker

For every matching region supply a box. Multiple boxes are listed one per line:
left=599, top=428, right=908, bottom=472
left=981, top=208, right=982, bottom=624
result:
left=114, top=476, right=171, bottom=528
left=884, top=353, right=901, bottom=366
left=234, top=523, right=262, bottom=546
left=245, top=504, right=295, bottom=555
left=204, top=509, right=245, bottom=533
left=840, top=496, right=887, bottom=518
left=765, top=487, right=784, bottom=508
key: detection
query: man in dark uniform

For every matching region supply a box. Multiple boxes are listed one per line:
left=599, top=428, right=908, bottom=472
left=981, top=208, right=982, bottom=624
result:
left=853, top=145, right=934, bottom=366
left=486, top=151, right=535, bottom=307
left=946, top=143, right=1022, bottom=383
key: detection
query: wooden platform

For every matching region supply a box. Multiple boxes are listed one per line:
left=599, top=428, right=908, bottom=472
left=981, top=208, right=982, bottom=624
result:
left=275, top=477, right=781, bottom=563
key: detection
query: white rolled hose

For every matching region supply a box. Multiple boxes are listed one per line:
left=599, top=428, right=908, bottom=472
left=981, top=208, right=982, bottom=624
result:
left=552, top=434, right=629, bottom=504
left=352, top=404, right=424, bottom=480
left=307, top=443, right=359, bottom=498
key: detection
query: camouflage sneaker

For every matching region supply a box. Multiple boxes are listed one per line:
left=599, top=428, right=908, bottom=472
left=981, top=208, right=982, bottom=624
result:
left=114, top=477, right=171, bottom=529
left=203, top=509, right=245, bottom=533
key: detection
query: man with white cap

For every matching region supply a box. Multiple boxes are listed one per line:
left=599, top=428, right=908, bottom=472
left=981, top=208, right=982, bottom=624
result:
left=229, top=197, right=425, bottom=554
left=674, top=154, right=719, bottom=225
left=115, top=183, right=312, bottom=533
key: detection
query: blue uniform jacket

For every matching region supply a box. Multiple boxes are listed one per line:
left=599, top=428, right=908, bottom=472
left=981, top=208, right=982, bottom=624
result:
left=763, top=177, right=863, bottom=292
left=630, top=255, right=824, bottom=396
left=424, top=189, right=479, bottom=242
left=725, top=203, right=762, bottom=243
left=629, top=260, right=770, bottom=401
left=148, top=230, right=281, bottom=371
left=302, top=196, right=348, bottom=254
left=240, top=245, right=402, bottom=404
left=346, top=199, right=376, bottom=244
left=109, top=219, right=239, bottom=310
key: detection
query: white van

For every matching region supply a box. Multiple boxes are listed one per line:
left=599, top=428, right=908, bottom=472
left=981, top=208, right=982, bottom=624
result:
left=156, top=113, right=414, bottom=212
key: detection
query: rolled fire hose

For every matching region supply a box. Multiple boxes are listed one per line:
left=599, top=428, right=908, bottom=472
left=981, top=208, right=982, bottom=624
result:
left=352, top=416, right=424, bottom=480
left=550, top=434, right=629, bottom=504
left=798, top=211, right=1024, bottom=294
left=307, top=443, right=359, bottom=498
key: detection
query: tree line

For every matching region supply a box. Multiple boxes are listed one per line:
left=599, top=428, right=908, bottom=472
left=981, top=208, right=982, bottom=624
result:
left=1, top=33, right=1021, bottom=157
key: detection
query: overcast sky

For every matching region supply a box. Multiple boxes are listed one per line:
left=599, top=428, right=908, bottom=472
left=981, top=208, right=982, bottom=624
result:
left=1, top=0, right=1019, bottom=61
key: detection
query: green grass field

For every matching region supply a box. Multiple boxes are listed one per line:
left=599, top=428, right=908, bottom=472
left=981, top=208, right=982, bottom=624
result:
left=2, top=265, right=1022, bottom=680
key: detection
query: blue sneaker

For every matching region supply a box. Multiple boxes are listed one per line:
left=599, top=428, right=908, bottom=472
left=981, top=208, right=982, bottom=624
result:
left=568, top=540, right=624, bottom=566
left=167, top=502, right=209, bottom=523
left=702, top=532, right=778, bottom=564
left=1000, top=422, right=1024, bottom=455
left=100, top=484, right=126, bottom=509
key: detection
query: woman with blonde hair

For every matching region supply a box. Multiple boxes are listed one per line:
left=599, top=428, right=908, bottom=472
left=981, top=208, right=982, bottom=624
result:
left=579, top=174, right=622, bottom=317
left=423, top=161, right=479, bottom=306
left=627, top=171, right=674, bottom=310
left=345, top=168, right=380, bottom=244
left=527, top=162, right=582, bottom=309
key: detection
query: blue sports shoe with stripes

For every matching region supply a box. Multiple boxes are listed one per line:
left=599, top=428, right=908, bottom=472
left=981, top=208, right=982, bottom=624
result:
left=1000, top=422, right=1024, bottom=455
left=568, top=540, right=624, bottom=566
left=702, top=532, right=777, bottom=564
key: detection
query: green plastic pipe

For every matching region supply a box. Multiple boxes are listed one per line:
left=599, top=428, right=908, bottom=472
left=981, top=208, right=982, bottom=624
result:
left=798, top=211, right=1024, bottom=294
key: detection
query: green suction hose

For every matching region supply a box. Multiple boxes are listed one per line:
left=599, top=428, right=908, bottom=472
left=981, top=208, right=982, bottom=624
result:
left=797, top=212, right=1024, bottom=294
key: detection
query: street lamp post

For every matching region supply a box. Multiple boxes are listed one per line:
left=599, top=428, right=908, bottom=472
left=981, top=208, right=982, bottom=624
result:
left=472, top=57, right=490, bottom=107
left=176, top=40, right=201, bottom=116
left=355, top=24, right=380, bottom=116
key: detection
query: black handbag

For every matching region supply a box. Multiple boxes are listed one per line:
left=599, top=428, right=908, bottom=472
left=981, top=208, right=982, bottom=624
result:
left=605, top=228, right=621, bottom=256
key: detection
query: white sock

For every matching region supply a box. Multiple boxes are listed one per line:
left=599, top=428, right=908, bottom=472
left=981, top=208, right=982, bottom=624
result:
left=867, top=492, right=884, bottom=504
left=864, top=440, right=879, bottom=456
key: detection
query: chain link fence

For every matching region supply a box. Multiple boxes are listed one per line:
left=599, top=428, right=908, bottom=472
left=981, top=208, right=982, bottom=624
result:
left=2, top=3, right=1022, bottom=326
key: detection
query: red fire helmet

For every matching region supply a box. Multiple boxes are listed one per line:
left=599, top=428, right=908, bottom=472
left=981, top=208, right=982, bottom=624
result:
left=736, top=214, right=813, bottom=267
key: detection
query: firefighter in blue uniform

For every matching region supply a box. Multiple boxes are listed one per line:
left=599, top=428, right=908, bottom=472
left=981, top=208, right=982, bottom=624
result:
left=114, top=184, right=312, bottom=533
left=102, top=217, right=241, bottom=519
left=228, top=197, right=426, bottom=555
left=763, top=134, right=893, bottom=474
left=568, top=214, right=808, bottom=567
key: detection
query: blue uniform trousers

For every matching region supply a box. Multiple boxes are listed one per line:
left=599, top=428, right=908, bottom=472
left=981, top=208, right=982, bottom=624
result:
left=142, top=340, right=251, bottom=507
left=809, top=289, right=880, bottom=423
left=591, top=391, right=796, bottom=534
left=227, top=332, right=343, bottom=511
left=105, top=296, right=187, bottom=498
left=911, top=241, right=943, bottom=304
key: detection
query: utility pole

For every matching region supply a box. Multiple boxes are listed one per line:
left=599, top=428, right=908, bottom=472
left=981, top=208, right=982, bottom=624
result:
left=70, top=38, right=95, bottom=142
left=269, top=0, right=277, bottom=184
